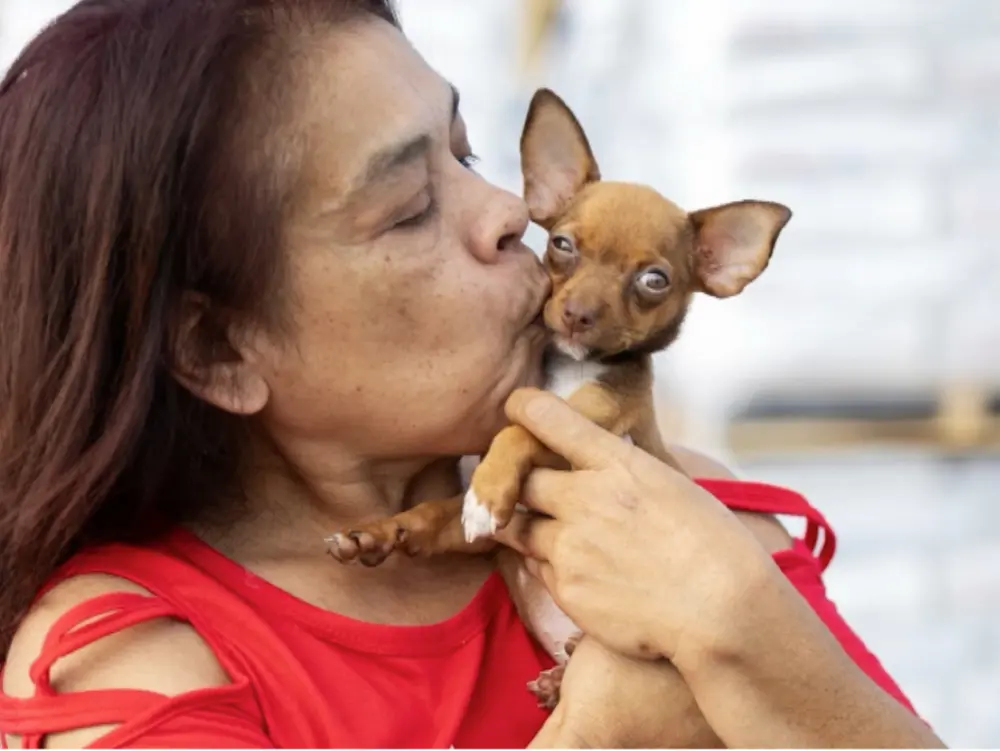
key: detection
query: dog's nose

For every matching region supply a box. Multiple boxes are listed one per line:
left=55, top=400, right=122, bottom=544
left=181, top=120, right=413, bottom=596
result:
left=562, top=301, right=598, bottom=334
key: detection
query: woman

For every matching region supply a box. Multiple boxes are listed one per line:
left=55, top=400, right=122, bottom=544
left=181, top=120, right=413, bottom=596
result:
left=0, top=0, right=943, bottom=748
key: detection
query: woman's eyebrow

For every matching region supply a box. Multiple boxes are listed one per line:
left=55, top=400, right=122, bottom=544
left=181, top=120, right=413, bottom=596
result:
left=338, top=83, right=459, bottom=210
left=361, top=135, right=430, bottom=187
left=333, top=134, right=431, bottom=214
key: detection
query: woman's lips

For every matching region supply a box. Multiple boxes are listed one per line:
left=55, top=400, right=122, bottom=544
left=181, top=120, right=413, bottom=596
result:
left=523, top=267, right=552, bottom=329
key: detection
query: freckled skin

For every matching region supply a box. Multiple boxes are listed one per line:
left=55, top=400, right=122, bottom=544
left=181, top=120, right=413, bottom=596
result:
left=247, top=20, right=551, bottom=461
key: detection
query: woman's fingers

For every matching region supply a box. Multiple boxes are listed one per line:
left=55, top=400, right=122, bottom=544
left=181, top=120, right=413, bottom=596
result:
left=519, top=466, right=586, bottom=518
left=492, top=510, right=534, bottom=556
left=505, top=388, right=633, bottom=470
left=493, top=470, right=572, bottom=554
left=494, top=508, right=561, bottom=561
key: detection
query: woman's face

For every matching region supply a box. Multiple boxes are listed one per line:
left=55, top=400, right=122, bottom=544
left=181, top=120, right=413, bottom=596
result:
left=237, top=18, right=549, bottom=460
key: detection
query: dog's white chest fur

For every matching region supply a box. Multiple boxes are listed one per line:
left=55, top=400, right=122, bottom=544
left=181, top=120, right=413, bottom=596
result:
left=545, top=352, right=608, bottom=400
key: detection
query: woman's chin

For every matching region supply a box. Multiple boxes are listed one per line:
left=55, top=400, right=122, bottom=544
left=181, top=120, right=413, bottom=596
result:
left=442, top=329, right=548, bottom=456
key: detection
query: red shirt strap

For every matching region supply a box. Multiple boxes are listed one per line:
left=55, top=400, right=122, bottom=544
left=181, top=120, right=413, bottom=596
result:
left=695, top=478, right=837, bottom=571
left=12, top=543, right=341, bottom=749
left=30, top=592, right=177, bottom=695
left=1, top=690, right=164, bottom=746
left=1, top=592, right=180, bottom=749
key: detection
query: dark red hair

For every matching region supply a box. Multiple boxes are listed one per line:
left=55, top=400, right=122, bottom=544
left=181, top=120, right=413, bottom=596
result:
left=0, top=0, right=398, bottom=651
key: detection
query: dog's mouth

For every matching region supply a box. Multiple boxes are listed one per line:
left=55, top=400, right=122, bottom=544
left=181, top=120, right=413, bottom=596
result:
left=542, top=307, right=593, bottom=361
left=550, top=334, right=590, bottom=362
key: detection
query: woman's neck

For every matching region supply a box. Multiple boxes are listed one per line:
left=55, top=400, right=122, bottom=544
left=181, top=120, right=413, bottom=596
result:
left=189, top=442, right=494, bottom=626
left=193, top=436, right=465, bottom=567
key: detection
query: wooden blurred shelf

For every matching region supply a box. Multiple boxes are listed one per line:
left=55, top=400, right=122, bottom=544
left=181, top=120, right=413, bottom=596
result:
left=518, top=0, right=563, bottom=80
left=725, top=384, right=1000, bottom=456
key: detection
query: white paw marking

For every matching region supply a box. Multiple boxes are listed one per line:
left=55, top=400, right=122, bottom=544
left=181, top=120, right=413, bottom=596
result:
left=461, top=489, right=497, bottom=542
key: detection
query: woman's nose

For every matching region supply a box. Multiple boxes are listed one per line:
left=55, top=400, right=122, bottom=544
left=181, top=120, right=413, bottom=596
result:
left=467, top=189, right=530, bottom=264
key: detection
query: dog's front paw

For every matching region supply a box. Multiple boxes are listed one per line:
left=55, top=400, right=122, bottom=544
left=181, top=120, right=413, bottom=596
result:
left=461, top=460, right=523, bottom=542
left=527, top=664, right=566, bottom=710
left=461, top=488, right=498, bottom=543
left=325, top=524, right=408, bottom=567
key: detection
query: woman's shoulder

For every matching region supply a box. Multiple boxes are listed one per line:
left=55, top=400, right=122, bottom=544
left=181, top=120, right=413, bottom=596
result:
left=666, top=444, right=796, bottom=555
left=1, top=531, right=283, bottom=748
left=5, top=572, right=230, bottom=695
left=3, top=568, right=233, bottom=748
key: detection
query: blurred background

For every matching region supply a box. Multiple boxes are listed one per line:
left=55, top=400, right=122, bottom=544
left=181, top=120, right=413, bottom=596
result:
left=3, top=0, right=999, bottom=745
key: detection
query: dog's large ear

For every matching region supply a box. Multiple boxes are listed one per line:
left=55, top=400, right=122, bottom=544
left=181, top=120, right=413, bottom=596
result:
left=520, top=88, right=600, bottom=229
left=689, top=200, right=792, bottom=298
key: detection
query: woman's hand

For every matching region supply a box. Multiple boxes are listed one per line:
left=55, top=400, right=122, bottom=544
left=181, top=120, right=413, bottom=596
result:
left=500, top=387, right=779, bottom=670
left=505, top=388, right=946, bottom=750
left=531, top=637, right=722, bottom=749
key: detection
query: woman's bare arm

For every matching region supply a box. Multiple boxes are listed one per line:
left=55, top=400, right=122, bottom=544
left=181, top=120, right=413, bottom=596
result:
left=678, top=559, right=945, bottom=749
left=525, top=444, right=942, bottom=749
left=662, top=448, right=944, bottom=748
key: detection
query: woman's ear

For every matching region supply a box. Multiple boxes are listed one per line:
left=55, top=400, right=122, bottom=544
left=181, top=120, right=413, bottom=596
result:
left=519, top=88, right=601, bottom=228
left=169, top=292, right=270, bottom=415
left=688, top=200, right=792, bottom=298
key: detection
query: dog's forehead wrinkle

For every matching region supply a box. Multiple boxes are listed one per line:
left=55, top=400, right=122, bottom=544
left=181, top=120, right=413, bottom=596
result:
left=570, top=184, right=689, bottom=264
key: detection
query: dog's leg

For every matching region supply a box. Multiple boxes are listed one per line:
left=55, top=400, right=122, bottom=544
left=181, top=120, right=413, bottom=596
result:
left=629, top=399, right=689, bottom=476
left=462, top=382, right=626, bottom=542
left=326, top=495, right=496, bottom=567
left=527, top=631, right=582, bottom=709
left=461, top=425, right=561, bottom=541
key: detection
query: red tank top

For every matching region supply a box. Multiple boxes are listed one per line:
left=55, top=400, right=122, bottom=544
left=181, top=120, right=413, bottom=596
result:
left=0, top=479, right=916, bottom=748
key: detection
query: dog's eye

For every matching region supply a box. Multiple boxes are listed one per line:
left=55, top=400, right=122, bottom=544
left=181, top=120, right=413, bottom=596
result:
left=549, top=234, right=576, bottom=257
left=636, top=268, right=670, bottom=297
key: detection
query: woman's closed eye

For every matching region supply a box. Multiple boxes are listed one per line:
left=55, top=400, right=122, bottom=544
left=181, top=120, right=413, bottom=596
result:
left=393, top=153, right=479, bottom=230
left=394, top=197, right=436, bottom=230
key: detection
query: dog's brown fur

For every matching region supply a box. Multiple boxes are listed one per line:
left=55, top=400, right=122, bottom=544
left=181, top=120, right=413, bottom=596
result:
left=326, top=88, right=791, bottom=708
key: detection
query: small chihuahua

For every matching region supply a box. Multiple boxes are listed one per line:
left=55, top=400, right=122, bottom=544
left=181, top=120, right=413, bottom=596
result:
left=327, top=88, right=791, bottom=708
